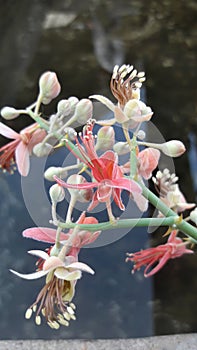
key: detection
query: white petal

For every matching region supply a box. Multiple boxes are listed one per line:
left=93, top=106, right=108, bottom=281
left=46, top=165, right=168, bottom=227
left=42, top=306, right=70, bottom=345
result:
left=10, top=269, right=47, bottom=280
left=28, top=249, right=49, bottom=260
left=66, top=262, right=95, bottom=274
left=55, top=267, right=82, bottom=280
left=89, top=95, right=115, bottom=112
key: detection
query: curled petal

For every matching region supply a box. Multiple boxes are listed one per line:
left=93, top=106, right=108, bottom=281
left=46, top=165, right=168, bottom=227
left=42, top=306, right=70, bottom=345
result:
left=10, top=269, right=47, bottom=280
left=55, top=175, right=99, bottom=189
left=132, top=192, right=148, bottom=212
left=23, top=227, right=68, bottom=243
left=15, top=142, right=30, bottom=176
left=89, top=95, right=115, bottom=112
left=0, top=122, right=20, bottom=139
left=110, top=178, right=142, bottom=194
left=28, top=249, right=49, bottom=260
left=66, top=262, right=95, bottom=274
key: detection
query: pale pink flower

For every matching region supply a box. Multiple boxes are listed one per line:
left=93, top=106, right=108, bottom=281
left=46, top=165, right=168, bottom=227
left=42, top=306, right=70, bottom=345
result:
left=163, top=185, right=196, bottom=212
left=90, top=64, right=152, bottom=128
left=153, top=169, right=195, bottom=213
left=126, top=230, right=193, bottom=277
left=10, top=246, right=94, bottom=328
left=0, top=122, right=46, bottom=175
left=23, top=212, right=101, bottom=248
left=121, top=147, right=160, bottom=180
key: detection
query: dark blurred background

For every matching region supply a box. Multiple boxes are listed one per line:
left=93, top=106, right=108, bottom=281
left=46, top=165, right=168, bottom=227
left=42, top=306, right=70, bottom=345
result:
left=0, top=0, right=197, bottom=340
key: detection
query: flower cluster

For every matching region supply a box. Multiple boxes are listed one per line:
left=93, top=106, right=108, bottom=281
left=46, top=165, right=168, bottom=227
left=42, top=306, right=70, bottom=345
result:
left=1, top=65, right=196, bottom=328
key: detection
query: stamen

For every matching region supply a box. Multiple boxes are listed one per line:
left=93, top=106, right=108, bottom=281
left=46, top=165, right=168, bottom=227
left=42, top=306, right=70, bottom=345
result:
left=35, top=315, right=41, bottom=325
left=25, top=308, right=32, bottom=319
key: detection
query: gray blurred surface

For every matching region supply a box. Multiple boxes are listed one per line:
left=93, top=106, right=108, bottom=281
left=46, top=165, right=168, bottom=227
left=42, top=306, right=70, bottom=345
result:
left=0, top=334, right=197, bottom=350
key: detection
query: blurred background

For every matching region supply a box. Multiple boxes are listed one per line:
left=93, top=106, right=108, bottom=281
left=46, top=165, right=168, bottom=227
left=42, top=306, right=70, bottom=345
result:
left=0, top=0, right=197, bottom=340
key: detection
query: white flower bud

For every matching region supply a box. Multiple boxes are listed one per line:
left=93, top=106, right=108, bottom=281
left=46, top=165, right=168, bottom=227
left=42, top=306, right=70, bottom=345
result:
left=73, top=99, right=93, bottom=124
left=68, top=96, right=79, bottom=114
left=64, top=127, right=76, bottom=141
left=113, top=141, right=130, bottom=155
left=57, top=99, right=71, bottom=117
left=44, top=166, right=68, bottom=181
left=160, top=140, right=186, bottom=157
left=67, top=174, right=92, bottom=202
left=33, top=142, right=53, bottom=157
left=190, top=208, right=197, bottom=225
left=1, top=106, right=19, bottom=120
left=49, top=184, right=65, bottom=203
left=137, top=130, right=146, bottom=140
left=96, top=126, right=115, bottom=151
left=39, top=71, right=61, bottom=105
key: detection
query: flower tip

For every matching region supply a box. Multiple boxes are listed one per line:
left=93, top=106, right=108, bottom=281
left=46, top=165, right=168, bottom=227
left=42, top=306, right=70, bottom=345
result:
left=1, top=106, right=19, bottom=120
left=161, top=140, right=186, bottom=157
left=39, top=71, right=61, bottom=105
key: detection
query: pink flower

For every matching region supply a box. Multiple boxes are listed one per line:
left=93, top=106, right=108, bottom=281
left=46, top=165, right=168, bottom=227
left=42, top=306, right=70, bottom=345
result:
left=126, top=230, right=193, bottom=277
left=22, top=212, right=100, bottom=249
left=10, top=248, right=94, bottom=328
left=55, top=120, right=142, bottom=214
left=121, top=147, right=160, bottom=180
left=0, top=122, right=46, bottom=176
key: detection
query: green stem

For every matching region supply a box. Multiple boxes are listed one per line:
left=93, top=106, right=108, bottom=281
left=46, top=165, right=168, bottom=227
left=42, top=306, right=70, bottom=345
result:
left=139, top=181, right=197, bottom=241
left=57, top=216, right=179, bottom=231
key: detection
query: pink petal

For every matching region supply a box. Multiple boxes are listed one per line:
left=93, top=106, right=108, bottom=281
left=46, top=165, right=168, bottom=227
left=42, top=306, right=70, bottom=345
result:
left=114, top=106, right=129, bottom=123
left=110, top=178, right=142, bottom=194
left=97, top=183, right=112, bottom=202
left=144, top=251, right=171, bottom=277
left=99, top=150, right=117, bottom=163
left=113, top=188, right=125, bottom=211
left=28, top=129, right=46, bottom=153
left=0, top=122, right=20, bottom=139
left=138, top=148, right=160, bottom=180
left=87, top=191, right=100, bottom=211
left=132, top=192, right=148, bottom=212
left=10, top=268, right=47, bottom=280
left=43, top=256, right=64, bottom=271
left=23, top=227, right=68, bottom=243
left=55, top=175, right=99, bottom=189
left=131, top=112, right=153, bottom=122
left=15, top=141, right=30, bottom=176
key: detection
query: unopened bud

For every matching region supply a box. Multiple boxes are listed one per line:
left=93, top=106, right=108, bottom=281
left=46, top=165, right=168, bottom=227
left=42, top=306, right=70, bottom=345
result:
left=64, top=127, right=76, bottom=141
left=160, top=140, right=186, bottom=157
left=136, top=129, right=146, bottom=140
left=44, top=166, right=68, bottom=181
left=49, top=184, right=65, bottom=203
left=96, top=126, right=115, bottom=151
left=190, top=208, right=197, bottom=225
left=57, top=99, right=71, bottom=117
left=39, top=71, right=61, bottom=105
left=67, top=174, right=92, bottom=202
left=33, top=142, right=53, bottom=157
left=73, top=99, right=93, bottom=124
left=68, top=96, right=79, bottom=114
left=113, top=141, right=129, bottom=155
left=1, top=106, right=19, bottom=120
